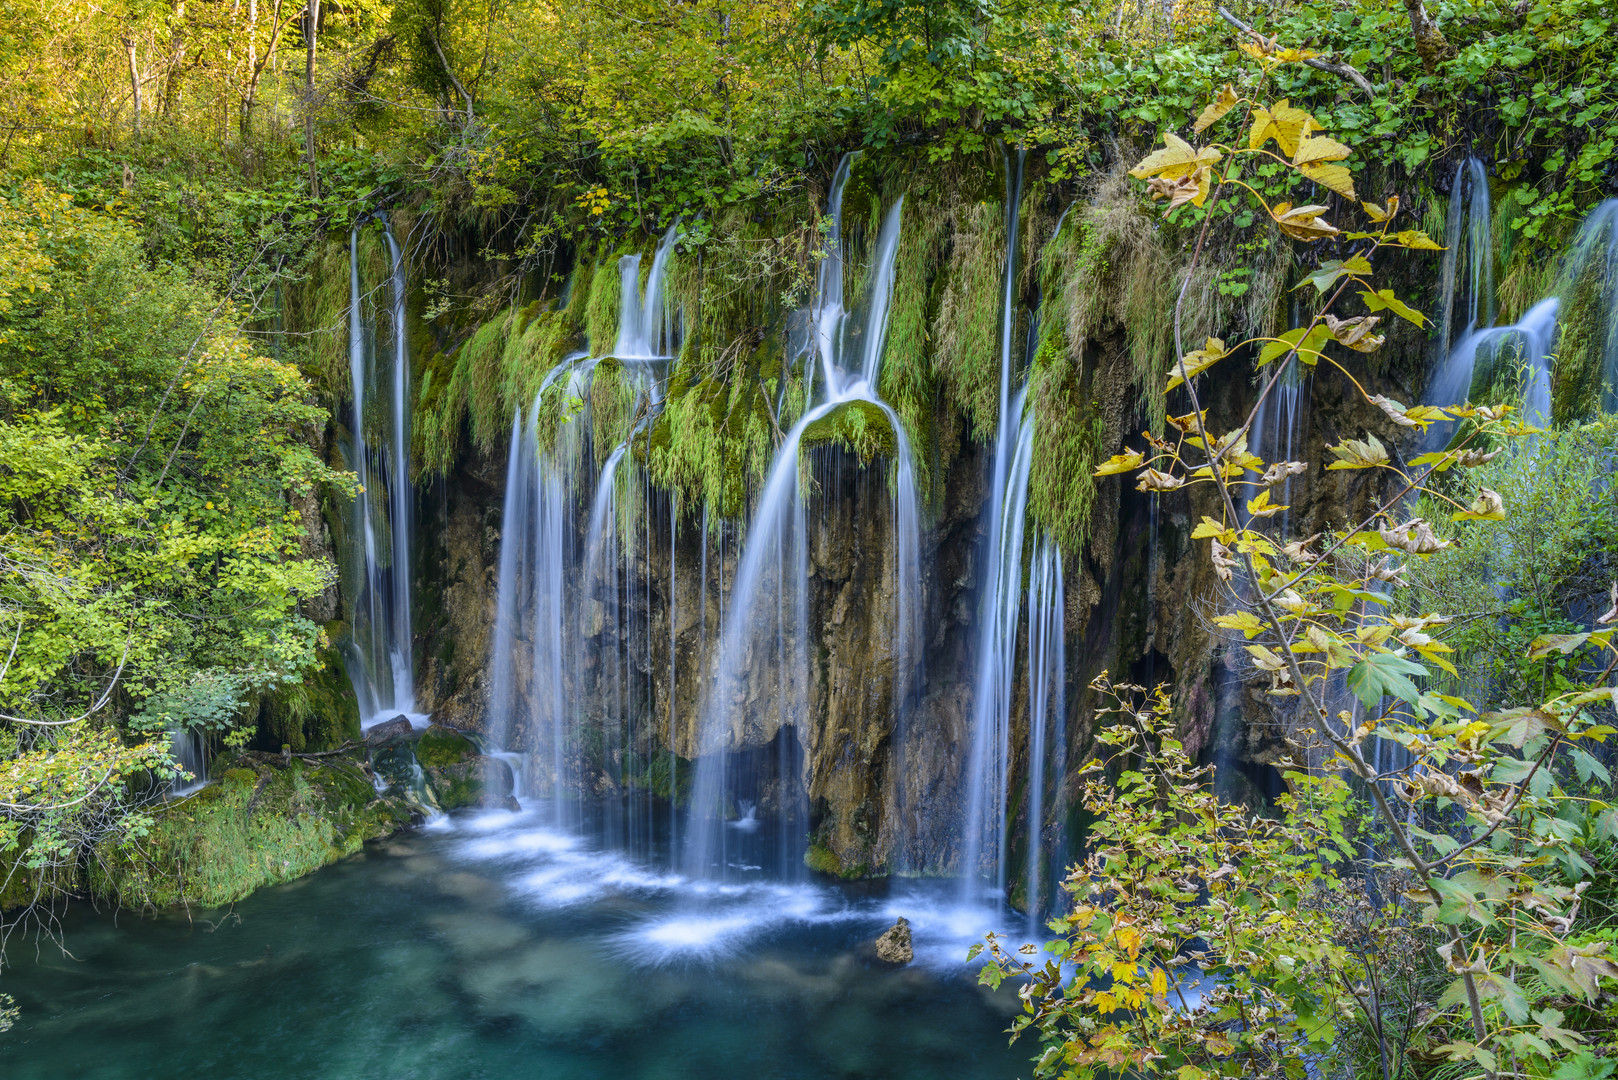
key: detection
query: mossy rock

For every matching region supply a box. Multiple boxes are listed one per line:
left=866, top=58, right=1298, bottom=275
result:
left=0, top=837, right=81, bottom=911
left=90, top=752, right=414, bottom=909
left=426, top=756, right=518, bottom=812
left=415, top=724, right=476, bottom=768
left=804, top=841, right=869, bottom=879
left=254, top=638, right=362, bottom=753
left=800, top=398, right=898, bottom=464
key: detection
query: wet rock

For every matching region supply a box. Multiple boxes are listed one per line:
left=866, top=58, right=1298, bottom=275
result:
left=874, top=917, right=913, bottom=964
left=428, top=754, right=519, bottom=812
left=365, top=715, right=415, bottom=745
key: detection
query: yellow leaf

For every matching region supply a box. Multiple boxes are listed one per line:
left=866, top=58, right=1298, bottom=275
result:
left=1299, top=160, right=1357, bottom=199
left=1246, top=489, right=1287, bottom=518
left=1249, top=100, right=1319, bottom=157
left=1326, top=435, right=1390, bottom=470
left=1326, top=314, right=1384, bottom=353
left=1453, top=487, right=1505, bottom=521
left=1391, top=228, right=1444, bottom=250
left=1151, top=966, right=1169, bottom=997
left=1213, top=610, right=1266, bottom=638
left=1129, top=131, right=1222, bottom=182
left=1293, top=135, right=1351, bottom=166
left=1362, top=195, right=1400, bottom=223
left=1193, top=85, right=1240, bottom=134
left=1167, top=336, right=1227, bottom=390
left=1094, top=449, right=1145, bottom=476
left=1273, top=202, right=1339, bottom=242
left=1192, top=516, right=1235, bottom=541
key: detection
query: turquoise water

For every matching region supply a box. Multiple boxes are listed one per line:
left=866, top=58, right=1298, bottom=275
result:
left=3, top=804, right=1030, bottom=1079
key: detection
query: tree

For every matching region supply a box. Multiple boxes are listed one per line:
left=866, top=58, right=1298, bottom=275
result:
left=983, top=34, right=1618, bottom=1080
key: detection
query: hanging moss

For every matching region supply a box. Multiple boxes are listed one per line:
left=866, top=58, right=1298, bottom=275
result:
left=584, top=252, right=623, bottom=352
left=1060, top=174, right=1178, bottom=435
left=1026, top=326, right=1105, bottom=554
left=881, top=194, right=947, bottom=508
left=933, top=199, right=1008, bottom=442
left=589, top=357, right=636, bottom=458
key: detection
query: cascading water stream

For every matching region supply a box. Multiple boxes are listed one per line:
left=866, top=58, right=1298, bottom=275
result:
left=684, top=164, right=922, bottom=880
left=487, top=226, right=678, bottom=851
left=344, top=220, right=420, bottom=728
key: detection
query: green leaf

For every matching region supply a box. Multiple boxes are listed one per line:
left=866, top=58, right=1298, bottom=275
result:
left=1346, top=651, right=1426, bottom=708
left=1259, top=323, right=1332, bottom=365
left=1359, top=289, right=1430, bottom=328
left=1296, top=256, right=1373, bottom=294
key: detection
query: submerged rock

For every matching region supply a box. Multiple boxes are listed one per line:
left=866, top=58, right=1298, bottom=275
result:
left=874, top=917, right=913, bottom=964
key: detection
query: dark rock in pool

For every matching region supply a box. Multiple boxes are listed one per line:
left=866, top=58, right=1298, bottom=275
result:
left=421, top=730, right=519, bottom=812
left=365, top=716, right=415, bottom=744
left=875, top=916, right=913, bottom=964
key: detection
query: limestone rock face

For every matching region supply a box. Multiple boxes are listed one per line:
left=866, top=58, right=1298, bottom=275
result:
left=874, top=917, right=913, bottom=964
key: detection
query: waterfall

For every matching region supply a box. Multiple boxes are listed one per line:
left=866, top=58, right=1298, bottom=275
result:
left=487, top=226, right=677, bottom=851
left=1022, top=533, right=1065, bottom=925
left=615, top=226, right=679, bottom=359
left=168, top=726, right=209, bottom=796
left=684, top=162, right=922, bottom=880
left=959, top=150, right=1028, bottom=903
left=1562, top=200, right=1618, bottom=412
left=344, top=221, right=420, bottom=729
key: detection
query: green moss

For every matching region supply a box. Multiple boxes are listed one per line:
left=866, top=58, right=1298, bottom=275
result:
left=91, top=755, right=411, bottom=909
left=933, top=199, right=1008, bottom=442
left=1026, top=325, right=1105, bottom=554
left=584, top=253, right=623, bottom=352
left=804, top=842, right=844, bottom=876
left=881, top=194, right=948, bottom=506
left=800, top=398, right=898, bottom=463
left=415, top=724, right=475, bottom=768
left=255, top=636, right=361, bottom=753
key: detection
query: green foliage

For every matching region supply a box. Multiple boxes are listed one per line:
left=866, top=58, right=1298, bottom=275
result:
left=980, top=681, right=1360, bottom=1078
left=932, top=198, right=1006, bottom=442
left=1079, top=60, right=1618, bottom=1080
left=0, top=181, right=347, bottom=923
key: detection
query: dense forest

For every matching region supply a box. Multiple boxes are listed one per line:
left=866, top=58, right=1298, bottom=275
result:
left=2, top=0, right=1618, bottom=1076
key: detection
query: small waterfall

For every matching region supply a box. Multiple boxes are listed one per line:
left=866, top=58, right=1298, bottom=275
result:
left=1442, top=298, right=1559, bottom=427
left=487, top=227, right=678, bottom=851
left=614, top=226, right=679, bottom=359
left=1022, top=533, right=1064, bottom=926
left=344, top=221, right=420, bottom=729
left=1436, top=157, right=1495, bottom=368
left=168, top=727, right=209, bottom=796
left=959, top=149, right=1029, bottom=904
left=684, top=165, right=922, bottom=880
left=1561, top=200, right=1618, bottom=412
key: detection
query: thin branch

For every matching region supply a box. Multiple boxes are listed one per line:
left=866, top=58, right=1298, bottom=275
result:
left=1217, top=7, right=1376, bottom=96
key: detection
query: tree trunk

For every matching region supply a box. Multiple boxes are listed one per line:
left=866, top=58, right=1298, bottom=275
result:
left=162, top=0, right=188, bottom=119
left=303, top=0, right=319, bottom=197
left=240, top=0, right=257, bottom=136
left=125, top=35, right=142, bottom=140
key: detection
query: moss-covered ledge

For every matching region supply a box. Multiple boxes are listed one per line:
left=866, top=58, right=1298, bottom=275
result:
left=800, top=398, right=898, bottom=463
left=90, top=751, right=416, bottom=910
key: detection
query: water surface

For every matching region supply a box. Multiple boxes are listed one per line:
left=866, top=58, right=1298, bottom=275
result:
left=4, top=804, right=1029, bottom=1079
